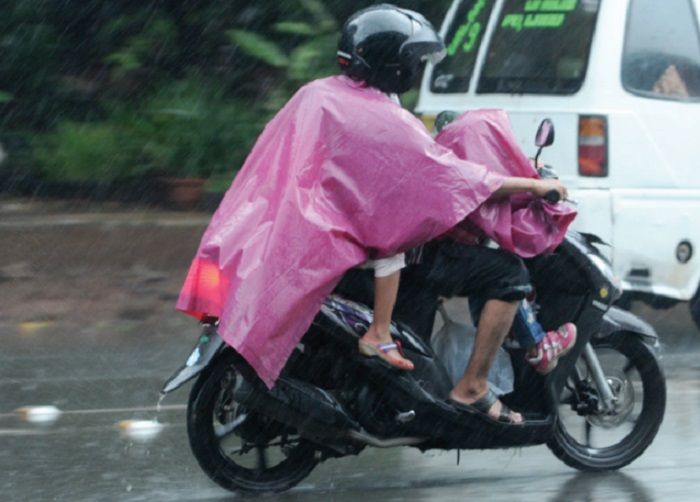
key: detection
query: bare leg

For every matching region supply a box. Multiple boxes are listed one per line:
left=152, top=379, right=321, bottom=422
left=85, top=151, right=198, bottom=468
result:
left=360, top=271, right=414, bottom=370
left=449, top=298, right=522, bottom=423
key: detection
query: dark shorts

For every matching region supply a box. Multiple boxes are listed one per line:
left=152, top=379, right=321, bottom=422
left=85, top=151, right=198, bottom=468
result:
left=335, top=241, right=532, bottom=338
left=422, top=241, right=532, bottom=302
left=391, top=242, right=531, bottom=336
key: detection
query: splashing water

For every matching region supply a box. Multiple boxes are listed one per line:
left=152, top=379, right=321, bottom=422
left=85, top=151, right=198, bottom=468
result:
left=156, top=392, right=166, bottom=418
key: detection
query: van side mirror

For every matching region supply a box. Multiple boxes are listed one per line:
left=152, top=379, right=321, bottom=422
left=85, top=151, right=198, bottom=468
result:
left=535, top=118, right=555, bottom=147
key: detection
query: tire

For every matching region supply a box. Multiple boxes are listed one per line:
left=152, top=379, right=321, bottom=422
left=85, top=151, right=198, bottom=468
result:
left=547, top=334, right=666, bottom=471
left=187, top=351, right=319, bottom=493
left=690, top=290, right=700, bottom=331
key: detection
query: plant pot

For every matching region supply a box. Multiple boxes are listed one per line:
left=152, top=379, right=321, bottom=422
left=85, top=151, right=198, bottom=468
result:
left=160, top=177, right=205, bottom=210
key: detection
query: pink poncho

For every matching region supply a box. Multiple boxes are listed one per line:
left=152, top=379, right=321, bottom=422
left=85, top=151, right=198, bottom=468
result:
left=436, top=109, right=577, bottom=257
left=177, top=76, right=504, bottom=387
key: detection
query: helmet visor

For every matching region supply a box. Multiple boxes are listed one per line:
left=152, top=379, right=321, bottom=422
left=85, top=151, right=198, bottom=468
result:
left=420, top=47, right=447, bottom=65
left=399, top=12, right=446, bottom=66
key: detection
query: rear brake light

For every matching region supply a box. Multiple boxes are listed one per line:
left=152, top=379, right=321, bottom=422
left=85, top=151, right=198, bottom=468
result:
left=578, top=115, right=608, bottom=177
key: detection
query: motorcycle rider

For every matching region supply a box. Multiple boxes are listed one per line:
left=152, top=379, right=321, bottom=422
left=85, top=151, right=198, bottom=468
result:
left=178, top=5, right=568, bottom=423
left=336, top=5, right=571, bottom=424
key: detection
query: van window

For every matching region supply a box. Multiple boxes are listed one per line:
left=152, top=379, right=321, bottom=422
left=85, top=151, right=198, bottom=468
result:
left=478, top=0, right=600, bottom=94
left=430, top=0, right=497, bottom=93
left=622, top=0, right=700, bottom=100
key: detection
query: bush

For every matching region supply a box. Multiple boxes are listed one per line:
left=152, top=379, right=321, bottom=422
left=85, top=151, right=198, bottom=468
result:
left=121, top=79, right=266, bottom=179
left=33, top=121, right=140, bottom=182
left=31, top=78, right=266, bottom=185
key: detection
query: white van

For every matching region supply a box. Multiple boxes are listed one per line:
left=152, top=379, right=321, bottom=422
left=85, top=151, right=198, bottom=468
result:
left=417, top=0, right=700, bottom=329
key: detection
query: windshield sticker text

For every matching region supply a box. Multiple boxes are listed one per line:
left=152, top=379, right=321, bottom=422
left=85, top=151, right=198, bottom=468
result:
left=447, top=0, right=487, bottom=56
left=502, top=0, right=577, bottom=32
left=525, top=0, right=577, bottom=12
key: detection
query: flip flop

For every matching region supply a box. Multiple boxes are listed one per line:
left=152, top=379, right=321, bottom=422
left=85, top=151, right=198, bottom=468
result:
left=358, top=339, right=415, bottom=371
left=448, top=388, right=523, bottom=425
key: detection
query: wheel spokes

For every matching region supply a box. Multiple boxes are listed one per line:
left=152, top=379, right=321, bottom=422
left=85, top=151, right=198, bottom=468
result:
left=214, top=413, right=249, bottom=439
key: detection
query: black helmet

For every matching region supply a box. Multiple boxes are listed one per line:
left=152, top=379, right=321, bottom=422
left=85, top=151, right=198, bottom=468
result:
left=337, top=4, right=446, bottom=94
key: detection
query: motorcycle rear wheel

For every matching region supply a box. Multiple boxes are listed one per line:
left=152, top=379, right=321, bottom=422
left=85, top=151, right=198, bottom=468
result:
left=187, top=351, right=319, bottom=493
left=547, top=334, right=665, bottom=471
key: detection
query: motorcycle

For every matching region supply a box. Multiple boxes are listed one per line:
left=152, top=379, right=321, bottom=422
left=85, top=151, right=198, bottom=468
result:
left=161, top=120, right=666, bottom=493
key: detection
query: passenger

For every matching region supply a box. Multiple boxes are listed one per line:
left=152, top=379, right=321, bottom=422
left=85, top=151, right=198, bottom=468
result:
left=358, top=254, right=414, bottom=370
left=431, top=114, right=578, bottom=377
left=471, top=297, right=577, bottom=375
left=653, top=64, right=690, bottom=97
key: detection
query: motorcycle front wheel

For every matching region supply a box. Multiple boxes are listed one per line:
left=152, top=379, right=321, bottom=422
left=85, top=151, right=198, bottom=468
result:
left=187, top=350, right=319, bottom=493
left=547, top=334, right=666, bottom=471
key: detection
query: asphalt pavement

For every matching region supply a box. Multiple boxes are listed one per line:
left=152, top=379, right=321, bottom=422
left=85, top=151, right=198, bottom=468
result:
left=2, top=198, right=700, bottom=501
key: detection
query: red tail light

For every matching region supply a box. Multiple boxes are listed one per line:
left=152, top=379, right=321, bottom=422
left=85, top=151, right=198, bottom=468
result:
left=578, top=115, right=608, bottom=177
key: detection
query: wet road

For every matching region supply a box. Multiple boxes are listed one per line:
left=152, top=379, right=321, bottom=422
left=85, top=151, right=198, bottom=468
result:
left=2, top=303, right=700, bottom=502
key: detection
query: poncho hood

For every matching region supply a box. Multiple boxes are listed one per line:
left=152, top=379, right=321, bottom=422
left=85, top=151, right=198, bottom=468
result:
left=177, top=76, right=503, bottom=387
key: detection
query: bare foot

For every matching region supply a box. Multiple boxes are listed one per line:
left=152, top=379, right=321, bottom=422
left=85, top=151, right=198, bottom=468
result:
left=359, top=325, right=415, bottom=370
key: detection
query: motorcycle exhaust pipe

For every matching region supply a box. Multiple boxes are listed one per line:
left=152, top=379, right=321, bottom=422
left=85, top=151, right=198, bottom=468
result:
left=347, top=430, right=426, bottom=448
left=234, top=376, right=427, bottom=449
left=233, top=375, right=360, bottom=439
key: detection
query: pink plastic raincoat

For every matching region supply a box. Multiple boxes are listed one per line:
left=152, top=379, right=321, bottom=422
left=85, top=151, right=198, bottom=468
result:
left=177, top=76, right=504, bottom=387
left=437, top=109, right=577, bottom=257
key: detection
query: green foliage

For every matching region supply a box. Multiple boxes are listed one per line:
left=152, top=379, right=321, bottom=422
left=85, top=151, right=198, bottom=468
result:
left=227, top=30, right=290, bottom=68
left=33, top=122, right=137, bottom=182
left=129, top=79, right=266, bottom=178
left=272, top=21, right=318, bottom=36
left=33, top=78, right=266, bottom=182
left=1, top=0, right=453, bottom=189
left=227, top=0, right=338, bottom=91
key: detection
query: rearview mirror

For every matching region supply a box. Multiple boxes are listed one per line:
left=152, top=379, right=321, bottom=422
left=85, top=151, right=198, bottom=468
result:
left=434, top=110, right=459, bottom=134
left=535, top=118, right=555, bottom=148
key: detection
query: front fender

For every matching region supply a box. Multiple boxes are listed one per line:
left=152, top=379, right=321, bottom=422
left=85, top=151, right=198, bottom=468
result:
left=596, top=306, right=658, bottom=346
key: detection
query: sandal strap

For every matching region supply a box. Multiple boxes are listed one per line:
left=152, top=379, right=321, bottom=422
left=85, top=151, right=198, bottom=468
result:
left=497, top=402, right=516, bottom=423
left=449, top=389, right=521, bottom=425
left=376, top=342, right=398, bottom=353
left=468, top=388, right=499, bottom=414
left=394, top=339, right=406, bottom=357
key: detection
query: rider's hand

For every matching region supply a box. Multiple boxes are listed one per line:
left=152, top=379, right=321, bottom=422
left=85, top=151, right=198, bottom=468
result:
left=531, top=179, right=568, bottom=201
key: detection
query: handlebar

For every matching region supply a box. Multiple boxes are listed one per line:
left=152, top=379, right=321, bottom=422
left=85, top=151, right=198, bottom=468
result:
left=544, top=190, right=561, bottom=204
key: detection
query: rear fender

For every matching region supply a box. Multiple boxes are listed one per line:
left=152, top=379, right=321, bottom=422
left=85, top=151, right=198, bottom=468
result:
left=161, top=324, right=225, bottom=394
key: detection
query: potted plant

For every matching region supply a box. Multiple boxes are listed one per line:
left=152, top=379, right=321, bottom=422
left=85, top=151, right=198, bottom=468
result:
left=139, top=79, right=263, bottom=210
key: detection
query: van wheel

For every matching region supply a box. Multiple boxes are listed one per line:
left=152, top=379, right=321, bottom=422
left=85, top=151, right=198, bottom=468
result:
left=690, top=290, right=700, bottom=331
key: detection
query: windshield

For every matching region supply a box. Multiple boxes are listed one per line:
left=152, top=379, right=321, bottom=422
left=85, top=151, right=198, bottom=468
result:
left=429, top=0, right=497, bottom=93
left=478, top=0, right=600, bottom=95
